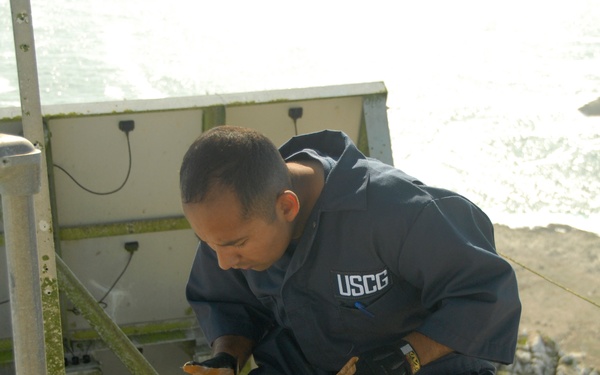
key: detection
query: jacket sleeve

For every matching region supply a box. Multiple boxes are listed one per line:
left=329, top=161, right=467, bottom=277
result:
left=397, top=195, right=521, bottom=364
left=186, top=242, right=273, bottom=345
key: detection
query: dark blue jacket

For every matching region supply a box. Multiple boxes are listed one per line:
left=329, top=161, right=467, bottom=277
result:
left=186, top=130, right=521, bottom=371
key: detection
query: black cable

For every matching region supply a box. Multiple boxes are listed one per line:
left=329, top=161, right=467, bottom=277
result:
left=288, top=107, right=302, bottom=136
left=83, top=340, right=94, bottom=356
left=0, top=299, right=9, bottom=305
left=97, top=250, right=135, bottom=307
left=54, top=132, right=132, bottom=195
left=65, top=340, right=75, bottom=356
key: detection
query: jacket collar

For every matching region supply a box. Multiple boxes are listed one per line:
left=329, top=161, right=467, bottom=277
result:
left=279, top=130, right=368, bottom=213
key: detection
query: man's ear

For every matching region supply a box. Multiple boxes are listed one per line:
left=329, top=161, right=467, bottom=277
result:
left=277, top=190, right=300, bottom=222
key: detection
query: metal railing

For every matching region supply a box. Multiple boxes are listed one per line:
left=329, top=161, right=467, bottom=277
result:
left=0, top=134, right=46, bottom=374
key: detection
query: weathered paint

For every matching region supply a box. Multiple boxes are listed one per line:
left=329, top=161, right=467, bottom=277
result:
left=11, top=0, right=67, bottom=371
left=15, top=12, right=28, bottom=23
left=40, top=277, right=65, bottom=374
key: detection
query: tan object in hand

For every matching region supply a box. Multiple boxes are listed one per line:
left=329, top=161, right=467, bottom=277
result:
left=337, top=356, right=359, bottom=375
left=182, top=361, right=235, bottom=375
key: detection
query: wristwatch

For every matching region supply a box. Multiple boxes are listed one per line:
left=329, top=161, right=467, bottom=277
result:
left=399, top=340, right=421, bottom=374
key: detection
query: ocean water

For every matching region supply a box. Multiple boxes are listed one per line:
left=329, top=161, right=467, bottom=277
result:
left=1, top=0, right=599, bottom=234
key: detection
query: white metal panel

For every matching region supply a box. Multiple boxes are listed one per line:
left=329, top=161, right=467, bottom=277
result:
left=226, top=97, right=363, bottom=147
left=60, top=230, right=198, bottom=329
left=49, top=110, right=202, bottom=226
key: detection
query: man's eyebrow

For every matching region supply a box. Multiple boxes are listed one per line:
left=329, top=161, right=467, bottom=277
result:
left=196, top=234, right=246, bottom=247
left=216, top=237, right=247, bottom=247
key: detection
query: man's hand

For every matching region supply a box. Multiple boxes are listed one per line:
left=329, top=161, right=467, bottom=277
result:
left=337, top=356, right=359, bottom=375
left=351, top=340, right=420, bottom=375
left=182, top=352, right=238, bottom=375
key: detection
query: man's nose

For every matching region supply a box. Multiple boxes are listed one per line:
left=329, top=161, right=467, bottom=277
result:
left=215, top=248, right=238, bottom=270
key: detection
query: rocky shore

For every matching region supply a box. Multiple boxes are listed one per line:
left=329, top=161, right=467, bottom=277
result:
left=497, top=331, right=599, bottom=375
left=494, top=224, right=600, bottom=372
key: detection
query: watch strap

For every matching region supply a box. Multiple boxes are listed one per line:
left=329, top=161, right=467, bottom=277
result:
left=399, top=340, right=421, bottom=374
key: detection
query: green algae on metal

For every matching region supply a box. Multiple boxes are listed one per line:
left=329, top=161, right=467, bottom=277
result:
left=1, top=217, right=191, bottom=245
left=0, top=116, right=23, bottom=122
left=202, top=105, right=226, bottom=132
left=70, top=319, right=197, bottom=342
left=60, top=216, right=190, bottom=241
left=0, top=279, right=66, bottom=370
left=0, top=338, right=14, bottom=364
left=41, top=277, right=66, bottom=374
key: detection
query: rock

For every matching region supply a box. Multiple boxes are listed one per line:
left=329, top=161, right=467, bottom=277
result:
left=578, top=97, right=600, bottom=116
left=497, top=331, right=599, bottom=375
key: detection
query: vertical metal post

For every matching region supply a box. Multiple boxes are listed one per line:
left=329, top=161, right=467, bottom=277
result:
left=0, top=134, right=46, bottom=375
left=363, top=94, right=394, bottom=165
left=9, top=0, right=66, bottom=373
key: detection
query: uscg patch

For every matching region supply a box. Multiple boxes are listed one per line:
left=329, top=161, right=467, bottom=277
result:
left=332, top=268, right=392, bottom=299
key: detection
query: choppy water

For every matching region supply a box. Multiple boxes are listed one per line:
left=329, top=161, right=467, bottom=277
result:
left=1, top=0, right=599, bottom=233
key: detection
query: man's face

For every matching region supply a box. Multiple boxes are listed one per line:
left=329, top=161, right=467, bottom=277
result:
left=183, top=188, right=294, bottom=271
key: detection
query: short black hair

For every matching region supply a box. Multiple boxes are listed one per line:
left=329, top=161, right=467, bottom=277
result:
left=180, top=126, right=291, bottom=220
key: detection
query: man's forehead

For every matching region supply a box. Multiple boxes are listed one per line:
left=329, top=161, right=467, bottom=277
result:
left=184, top=203, right=247, bottom=243
left=189, top=186, right=242, bottom=213
left=203, top=182, right=238, bottom=203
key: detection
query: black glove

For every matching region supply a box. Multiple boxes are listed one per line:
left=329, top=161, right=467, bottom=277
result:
left=183, top=352, right=238, bottom=374
left=355, top=340, right=421, bottom=375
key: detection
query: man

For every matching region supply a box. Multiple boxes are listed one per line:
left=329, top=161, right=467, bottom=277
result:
left=180, top=125, right=521, bottom=374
